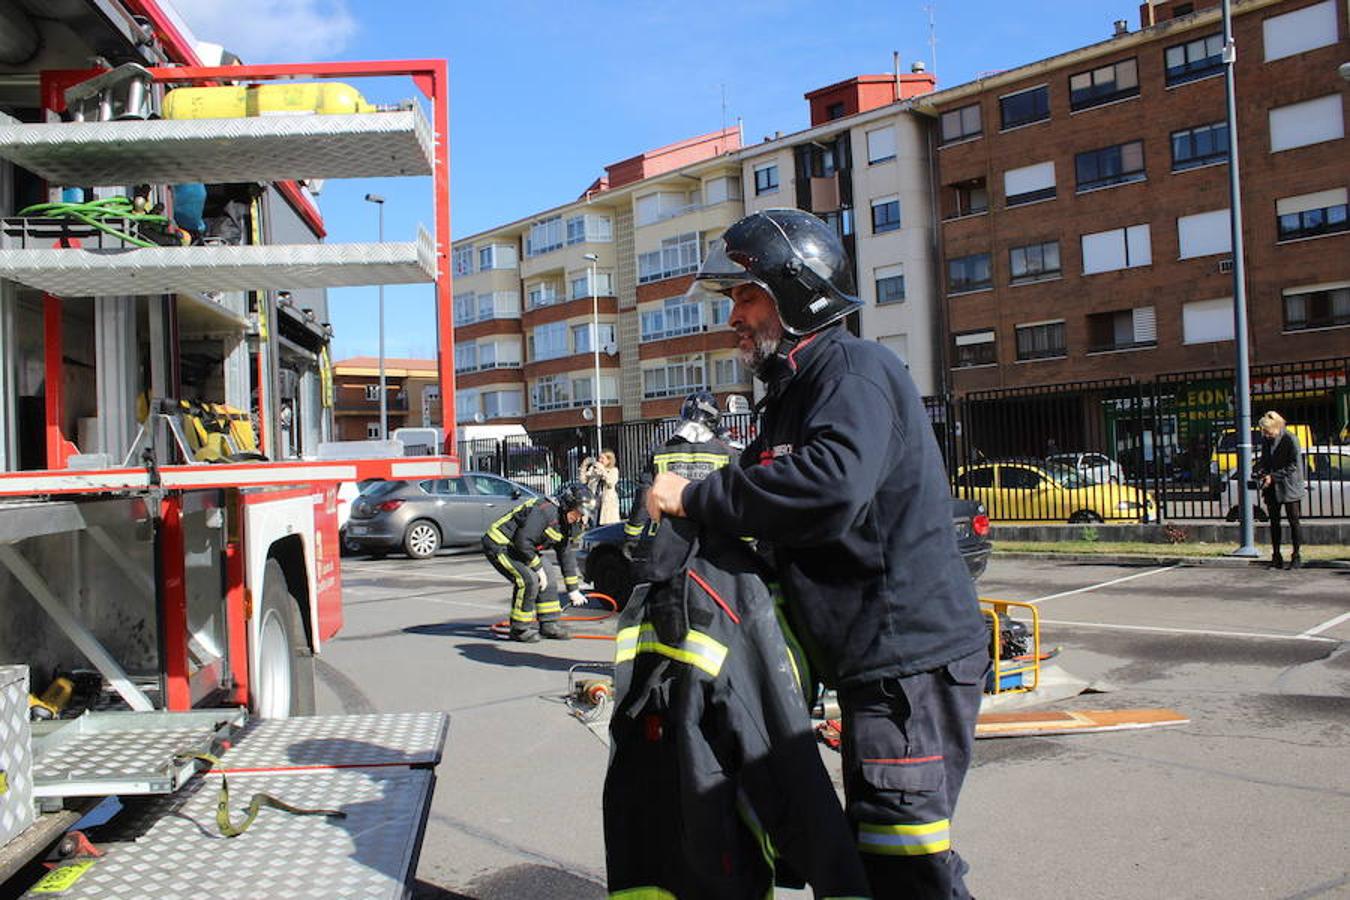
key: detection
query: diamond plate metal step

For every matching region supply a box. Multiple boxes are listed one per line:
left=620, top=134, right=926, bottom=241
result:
left=215, top=712, right=449, bottom=771
left=0, top=229, right=436, bottom=296
left=0, top=108, right=433, bottom=185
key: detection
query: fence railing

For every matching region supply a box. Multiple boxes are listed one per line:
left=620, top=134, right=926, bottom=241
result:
left=453, top=356, right=1349, bottom=522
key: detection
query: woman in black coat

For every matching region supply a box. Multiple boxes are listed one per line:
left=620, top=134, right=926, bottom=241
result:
left=1255, top=411, right=1305, bottom=569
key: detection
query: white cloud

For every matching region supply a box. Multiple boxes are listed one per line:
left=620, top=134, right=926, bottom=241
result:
left=169, top=0, right=358, bottom=63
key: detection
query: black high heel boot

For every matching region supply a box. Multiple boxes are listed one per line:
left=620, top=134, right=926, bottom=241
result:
left=1287, top=552, right=1302, bottom=570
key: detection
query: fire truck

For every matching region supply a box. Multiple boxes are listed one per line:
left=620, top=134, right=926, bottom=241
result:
left=0, top=2, right=456, bottom=895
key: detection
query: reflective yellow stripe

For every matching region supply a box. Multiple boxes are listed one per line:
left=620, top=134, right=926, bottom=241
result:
left=510, top=609, right=537, bottom=623
left=486, top=528, right=509, bottom=544
left=769, top=583, right=811, bottom=701
left=609, top=889, right=677, bottom=900
left=537, top=600, right=562, bottom=615
left=544, top=526, right=564, bottom=542
left=563, top=575, right=579, bottom=587
left=857, top=819, right=951, bottom=856
left=489, top=497, right=538, bottom=535
left=623, top=523, right=644, bottom=536
left=613, top=623, right=727, bottom=677
left=653, top=452, right=732, bottom=468
left=527, top=556, right=543, bottom=569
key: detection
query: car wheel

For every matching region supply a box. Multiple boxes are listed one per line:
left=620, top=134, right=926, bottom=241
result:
left=1068, top=510, right=1104, bottom=524
left=403, top=520, right=442, bottom=559
left=590, top=550, right=635, bottom=610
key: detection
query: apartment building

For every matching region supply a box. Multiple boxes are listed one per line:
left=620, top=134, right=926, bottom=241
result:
left=921, top=0, right=1348, bottom=393
left=450, top=128, right=749, bottom=433
left=332, top=356, right=439, bottom=440
left=739, top=70, right=943, bottom=394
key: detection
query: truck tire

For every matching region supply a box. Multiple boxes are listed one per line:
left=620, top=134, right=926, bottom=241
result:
left=254, top=558, right=316, bottom=719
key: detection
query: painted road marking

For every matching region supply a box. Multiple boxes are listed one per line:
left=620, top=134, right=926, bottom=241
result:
left=1026, top=564, right=1182, bottom=605
left=1040, top=618, right=1337, bottom=643
left=1300, top=610, right=1350, bottom=638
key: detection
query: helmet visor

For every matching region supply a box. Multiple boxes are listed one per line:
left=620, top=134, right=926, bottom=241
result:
left=689, top=240, right=758, bottom=294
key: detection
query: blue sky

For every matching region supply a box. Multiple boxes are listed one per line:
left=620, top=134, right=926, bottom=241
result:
left=171, top=0, right=1140, bottom=361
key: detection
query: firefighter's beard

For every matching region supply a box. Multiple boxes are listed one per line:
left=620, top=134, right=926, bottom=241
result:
left=737, top=320, right=783, bottom=375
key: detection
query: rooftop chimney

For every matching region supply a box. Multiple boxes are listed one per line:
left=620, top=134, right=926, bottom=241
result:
left=1114, top=19, right=1129, bottom=36
left=911, top=60, right=927, bottom=73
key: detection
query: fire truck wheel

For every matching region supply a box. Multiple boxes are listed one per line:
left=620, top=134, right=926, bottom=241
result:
left=255, top=559, right=317, bottom=719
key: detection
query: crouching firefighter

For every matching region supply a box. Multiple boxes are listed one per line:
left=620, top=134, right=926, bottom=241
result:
left=623, top=389, right=739, bottom=580
left=482, top=481, right=594, bottom=642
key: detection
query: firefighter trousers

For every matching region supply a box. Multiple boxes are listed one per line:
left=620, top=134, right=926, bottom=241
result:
left=838, top=646, right=989, bottom=900
left=481, top=538, right=560, bottom=629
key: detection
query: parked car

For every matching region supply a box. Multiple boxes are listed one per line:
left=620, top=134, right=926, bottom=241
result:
left=345, top=472, right=540, bottom=559
left=954, top=459, right=1156, bottom=523
left=1220, top=444, right=1350, bottom=521
left=1046, top=451, right=1125, bottom=485
left=337, top=479, right=381, bottom=554
left=1210, top=424, right=1313, bottom=488
left=577, top=498, right=993, bottom=608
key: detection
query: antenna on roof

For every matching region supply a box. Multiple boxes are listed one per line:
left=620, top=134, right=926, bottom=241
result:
left=925, top=3, right=938, bottom=85
left=720, top=83, right=728, bottom=136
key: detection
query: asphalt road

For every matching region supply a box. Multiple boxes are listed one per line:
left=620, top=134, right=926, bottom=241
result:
left=319, top=551, right=1350, bottom=899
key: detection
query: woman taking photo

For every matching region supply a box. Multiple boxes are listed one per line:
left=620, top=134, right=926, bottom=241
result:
left=1255, top=411, right=1305, bottom=570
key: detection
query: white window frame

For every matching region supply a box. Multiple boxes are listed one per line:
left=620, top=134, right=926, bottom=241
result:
left=754, top=162, right=780, bottom=195
left=1177, top=208, right=1232, bottom=259
left=1183, top=297, right=1236, bottom=344
left=866, top=125, right=897, bottom=164
left=953, top=330, right=997, bottom=368
left=1269, top=95, right=1345, bottom=153
left=365, top=422, right=382, bottom=439
left=452, top=245, right=474, bottom=276
left=871, top=195, right=901, bottom=234
left=1081, top=224, right=1151, bottom=274
left=878, top=333, right=910, bottom=368
left=532, top=321, right=569, bottom=362
left=940, top=104, right=982, bottom=144
left=704, top=176, right=742, bottom=206
left=713, top=356, right=747, bottom=387
left=1263, top=0, right=1338, bottom=62
left=364, top=384, right=381, bottom=402
left=874, top=263, right=906, bottom=305
left=1004, top=161, right=1056, bottom=206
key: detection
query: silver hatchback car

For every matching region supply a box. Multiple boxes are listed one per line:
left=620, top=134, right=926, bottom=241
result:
left=346, top=472, right=540, bottom=559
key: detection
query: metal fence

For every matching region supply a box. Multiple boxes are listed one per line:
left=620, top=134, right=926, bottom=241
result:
left=457, top=357, right=1349, bottom=523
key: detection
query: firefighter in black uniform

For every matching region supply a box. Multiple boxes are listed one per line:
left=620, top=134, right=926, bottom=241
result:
left=623, top=390, right=739, bottom=582
left=646, top=209, right=990, bottom=900
left=482, top=481, right=593, bottom=642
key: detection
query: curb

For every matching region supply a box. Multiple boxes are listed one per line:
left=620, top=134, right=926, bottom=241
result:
left=992, top=551, right=1350, bottom=569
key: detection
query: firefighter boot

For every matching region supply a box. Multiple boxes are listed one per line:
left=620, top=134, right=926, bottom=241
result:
left=540, top=621, right=571, bottom=640
left=510, top=625, right=541, bottom=643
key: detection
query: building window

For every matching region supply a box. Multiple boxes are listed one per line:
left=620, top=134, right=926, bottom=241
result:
left=1263, top=0, right=1338, bottom=62
left=456, top=389, right=480, bottom=423
left=826, top=101, right=846, bottom=120
left=533, top=374, right=570, bottom=412
left=878, top=334, right=909, bottom=368
left=871, top=196, right=901, bottom=234
left=364, top=384, right=380, bottom=402
left=954, top=330, right=996, bottom=368
left=947, top=177, right=989, bottom=218
left=483, top=389, right=524, bottom=419
left=1277, top=188, right=1349, bottom=241
left=709, top=295, right=731, bottom=327
left=640, top=296, right=705, bottom=342
left=1069, top=58, right=1139, bottom=111
left=643, top=356, right=706, bottom=399
left=941, top=104, right=982, bottom=144
left=1182, top=297, right=1235, bottom=344
left=1088, top=306, right=1157, bottom=352
left=704, top=176, right=742, bottom=206
left=453, top=291, right=476, bottom=326
left=1177, top=208, right=1232, bottom=259
left=454, top=342, right=478, bottom=373
left=478, top=243, right=518, bottom=270
left=1269, top=95, right=1345, bottom=153
left=526, top=215, right=564, bottom=257
left=527, top=282, right=560, bottom=309
left=1171, top=121, right=1229, bottom=171
left=1082, top=224, right=1151, bottom=274
left=947, top=253, right=992, bottom=294
left=572, top=376, right=618, bottom=407
left=1164, top=32, right=1224, bottom=85
left=572, top=322, right=616, bottom=354
left=532, top=322, right=568, bottom=362
left=635, top=190, right=697, bottom=226
left=754, top=163, right=779, bottom=195
left=713, top=356, right=747, bottom=386
left=366, top=423, right=382, bottom=439
left=1004, top=161, right=1056, bottom=206
left=1009, top=240, right=1061, bottom=283
left=1015, top=321, right=1066, bottom=360
left=999, top=85, right=1050, bottom=130
left=452, top=245, right=474, bottom=276
left=637, top=232, right=700, bottom=284
left=874, top=264, right=906, bottom=304
left=1076, top=140, right=1145, bottom=191
left=1284, top=284, right=1350, bottom=331
left=565, top=213, right=613, bottom=245
left=570, top=269, right=614, bottom=300
left=866, top=126, right=897, bottom=164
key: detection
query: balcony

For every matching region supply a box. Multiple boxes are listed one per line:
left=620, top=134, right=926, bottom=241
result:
left=336, top=394, right=410, bottom=413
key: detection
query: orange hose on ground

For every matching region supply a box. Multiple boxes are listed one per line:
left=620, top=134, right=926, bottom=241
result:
left=489, top=591, right=620, bottom=640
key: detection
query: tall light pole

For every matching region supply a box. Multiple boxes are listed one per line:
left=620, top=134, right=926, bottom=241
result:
left=584, top=252, right=602, bottom=456
left=364, top=193, right=387, bottom=440
left=1220, top=0, right=1257, bottom=557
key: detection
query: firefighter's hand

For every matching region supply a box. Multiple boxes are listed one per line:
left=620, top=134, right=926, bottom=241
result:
left=646, top=472, right=689, bottom=522
left=568, top=589, right=588, bottom=607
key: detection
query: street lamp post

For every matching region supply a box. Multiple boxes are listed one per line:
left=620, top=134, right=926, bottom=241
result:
left=365, top=193, right=387, bottom=440
left=584, top=252, right=602, bottom=456
left=1220, top=0, right=1257, bottom=557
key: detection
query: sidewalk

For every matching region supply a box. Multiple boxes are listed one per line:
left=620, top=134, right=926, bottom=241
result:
left=994, top=540, right=1350, bottom=569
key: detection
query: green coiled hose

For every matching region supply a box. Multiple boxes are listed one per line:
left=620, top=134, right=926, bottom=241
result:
left=18, top=196, right=170, bottom=248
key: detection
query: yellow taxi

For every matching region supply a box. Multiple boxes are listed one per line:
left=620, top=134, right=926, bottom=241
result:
left=1210, top=423, right=1313, bottom=482
left=954, top=459, right=1156, bottom=523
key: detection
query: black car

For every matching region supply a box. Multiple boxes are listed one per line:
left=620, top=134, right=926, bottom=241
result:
left=578, top=498, right=992, bottom=607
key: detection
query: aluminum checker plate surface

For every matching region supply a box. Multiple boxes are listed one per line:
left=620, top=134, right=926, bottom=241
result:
left=216, top=712, right=448, bottom=770
left=26, top=769, right=434, bottom=899
left=0, top=109, right=433, bottom=185
left=32, top=727, right=210, bottom=789
left=0, top=230, right=435, bottom=297
left=0, top=666, right=34, bottom=848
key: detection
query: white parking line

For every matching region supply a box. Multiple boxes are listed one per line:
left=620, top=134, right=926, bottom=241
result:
left=1026, top=564, right=1182, bottom=605
left=1039, top=618, right=1338, bottom=643
left=1300, top=610, right=1350, bottom=638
